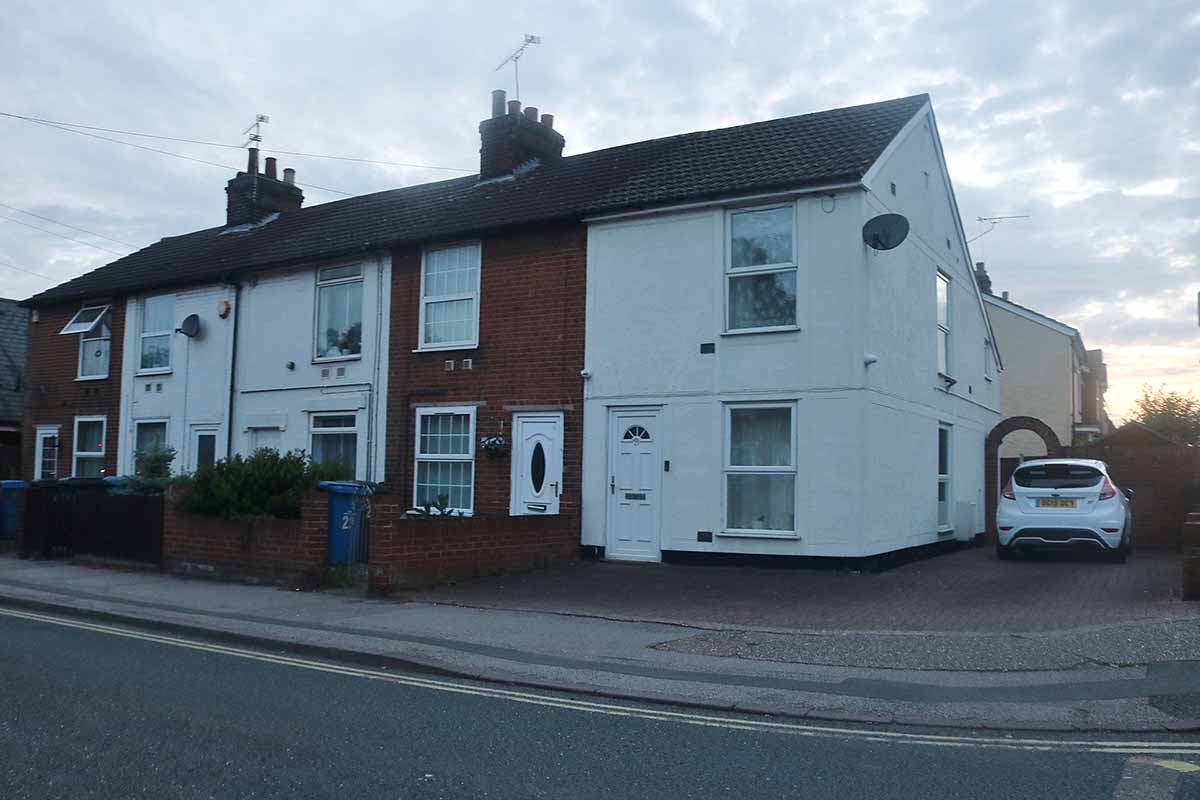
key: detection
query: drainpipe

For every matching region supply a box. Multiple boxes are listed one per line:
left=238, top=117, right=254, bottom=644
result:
left=225, top=283, right=241, bottom=458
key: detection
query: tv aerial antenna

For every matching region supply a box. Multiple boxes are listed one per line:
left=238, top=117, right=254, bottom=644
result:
left=241, top=114, right=270, bottom=148
left=495, top=35, right=541, bottom=102
left=968, top=214, right=1029, bottom=244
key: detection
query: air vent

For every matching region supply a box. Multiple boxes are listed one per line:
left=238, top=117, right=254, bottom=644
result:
left=697, top=531, right=713, bottom=542
left=445, top=360, right=455, bottom=372
left=462, top=358, right=473, bottom=370
left=320, top=368, right=330, bottom=379
left=335, top=366, right=346, bottom=378
left=699, top=342, right=715, bottom=354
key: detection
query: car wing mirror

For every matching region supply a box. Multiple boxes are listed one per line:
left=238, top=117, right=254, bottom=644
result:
left=1122, top=488, right=1135, bottom=499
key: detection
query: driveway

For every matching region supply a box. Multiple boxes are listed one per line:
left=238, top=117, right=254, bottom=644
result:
left=411, top=544, right=1193, bottom=633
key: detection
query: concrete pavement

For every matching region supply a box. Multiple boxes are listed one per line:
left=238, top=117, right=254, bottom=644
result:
left=0, top=554, right=1198, bottom=732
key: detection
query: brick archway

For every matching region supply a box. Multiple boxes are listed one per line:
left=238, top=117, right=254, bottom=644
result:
left=984, top=416, right=1064, bottom=536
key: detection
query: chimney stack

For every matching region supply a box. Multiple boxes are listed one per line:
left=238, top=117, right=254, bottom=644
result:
left=973, top=261, right=993, bottom=295
left=225, top=149, right=303, bottom=226
left=479, top=89, right=566, bottom=180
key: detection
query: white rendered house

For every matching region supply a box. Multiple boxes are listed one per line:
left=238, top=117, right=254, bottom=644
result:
left=580, top=96, right=1001, bottom=560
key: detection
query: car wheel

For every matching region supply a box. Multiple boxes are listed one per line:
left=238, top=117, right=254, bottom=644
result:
left=996, top=541, right=1015, bottom=560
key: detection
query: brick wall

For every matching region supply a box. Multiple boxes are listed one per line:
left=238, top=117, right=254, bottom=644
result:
left=384, top=224, right=586, bottom=515
left=163, top=490, right=328, bottom=586
left=22, top=300, right=126, bottom=479
left=368, top=492, right=579, bottom=593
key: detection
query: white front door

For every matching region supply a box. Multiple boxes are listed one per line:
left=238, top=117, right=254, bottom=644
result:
left=510, top=412, right=564, bottom=515
left=605, top=409, right=662, bottom=562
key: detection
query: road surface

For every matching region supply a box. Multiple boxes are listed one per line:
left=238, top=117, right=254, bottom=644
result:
left=1, top=608, right=1197, bottom=799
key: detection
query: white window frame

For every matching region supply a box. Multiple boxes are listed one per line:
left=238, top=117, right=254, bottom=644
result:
left=936, top=271, right=951, bottom=377
left=137, top=294, right=174, bottom=375
left=189, top=425, right=220, bottom=473
left=313, top=263, right=365, bottom=363
left=417, top=242, right=481, bottom=351
left=75, top=310, right=111, bottom=381
left=34, top=425, right=60, bottom=481
left=722, top=401, right=798, bottom=537
left=937, top=423, right=952, bottom=532
left=58, top=305, right=110, bottom=336
left=984, top=338, right=995, bottom=381
left=72, top=415, right=107, bottom=478
left=724, top=203, right=800, bottom=335
left=132, top=419, right=169, bottom=476
left=412, top=405, right=476, bottom=515
left=308, top=412, right=359, bottom=475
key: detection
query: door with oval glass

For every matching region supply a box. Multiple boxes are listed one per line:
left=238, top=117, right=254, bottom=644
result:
left=510, top=412, right=564, bottom=515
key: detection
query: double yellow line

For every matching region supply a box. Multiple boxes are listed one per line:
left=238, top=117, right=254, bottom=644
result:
left=4, top=606, right=1199, bottom=757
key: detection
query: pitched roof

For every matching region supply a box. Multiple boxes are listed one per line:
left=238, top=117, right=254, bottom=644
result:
left=25, top=94, right=930, bottom=307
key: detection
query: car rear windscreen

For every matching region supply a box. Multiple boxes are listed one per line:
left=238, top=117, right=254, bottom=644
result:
left=1013, top=464, right=1103, bottom=489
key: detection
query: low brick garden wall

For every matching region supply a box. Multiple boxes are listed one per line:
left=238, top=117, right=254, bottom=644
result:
left=367, top=493, right=579, bottom=594
left=163, top=490, right=328, bottom=587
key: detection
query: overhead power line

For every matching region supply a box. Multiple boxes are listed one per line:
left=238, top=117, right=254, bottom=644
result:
left=0, top=202, right=138, bottom=248
left=6, top=114, right=354, bottom=197
left=0, top=214, right=128, bottom=257
left=0, top=256, right=57, bottom=282
left=0, top=111, right=476, bottom=173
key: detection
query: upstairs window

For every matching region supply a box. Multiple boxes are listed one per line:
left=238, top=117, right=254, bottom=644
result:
left=60, top=306, right=111, bottom=380
left=139, top=294, right=174, bottom=372
left=419, top=243, right=481, bottom=350
left=726, top=205, right=797, bottom=332
left=936, top=272, right=951, bottom=376
left=315, top=264, right=363, bottom=360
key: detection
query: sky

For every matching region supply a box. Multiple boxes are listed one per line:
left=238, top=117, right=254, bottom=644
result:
left=1, top=0, right=1197, bottom=421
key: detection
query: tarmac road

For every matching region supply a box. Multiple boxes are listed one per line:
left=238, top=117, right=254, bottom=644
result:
left=2, top=609, right=1199, bottom=800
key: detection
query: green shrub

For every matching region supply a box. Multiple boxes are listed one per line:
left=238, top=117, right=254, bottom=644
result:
left=180, top=448, right=349, bottom=520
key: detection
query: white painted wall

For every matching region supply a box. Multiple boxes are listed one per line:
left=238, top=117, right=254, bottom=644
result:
left=581, top=107, right=999, bottom=559
left=118, top=284, right=236, bottom=475
left=118, top=253, right=391, bottom=481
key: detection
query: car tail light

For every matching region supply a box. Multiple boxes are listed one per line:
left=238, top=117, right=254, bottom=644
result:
left=1001, top=478, right=1015, bottom=500
left=1099, top=478, right=1118, bottom=500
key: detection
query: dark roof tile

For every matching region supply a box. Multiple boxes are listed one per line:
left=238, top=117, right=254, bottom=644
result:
left=25, top=94, right=928, bottom=306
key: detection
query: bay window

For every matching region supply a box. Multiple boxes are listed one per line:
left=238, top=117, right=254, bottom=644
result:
left=726, top=205, right=797, bottom=332
left=413, top=407, right=475, bottom=513
left=315, top=264, right=363, bottom=360
left=724, top=403, right=796, bottom=534
left=419, top=243, right=481, bottom=349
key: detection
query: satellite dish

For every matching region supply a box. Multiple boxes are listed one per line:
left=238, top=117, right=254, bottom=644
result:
left=862, top=213, right=910, bottom=251
left=177, top=314, right=201, bottom=338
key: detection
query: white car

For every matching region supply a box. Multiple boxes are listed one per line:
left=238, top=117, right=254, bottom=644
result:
left=996, top=458, right=1134, bottom=562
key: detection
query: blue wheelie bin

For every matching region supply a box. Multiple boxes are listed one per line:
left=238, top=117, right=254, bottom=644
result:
left=320, top=481, right=371, bottom=565
left=0, top=480, right=29, bottom=540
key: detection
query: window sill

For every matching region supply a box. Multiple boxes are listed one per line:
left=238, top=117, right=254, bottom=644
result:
left=405, top=509, right=474, bottom=518
left=720, top=325, right=801, bottom=337
left=718, top=529, right=800, bottom=539
left=413, top=343, right=479, bottom=354
left=937, top=527, right=954, bottom=535
left=313, top=354, right=363, bottom=365
left=74, top=375, right=109, bottom=382
left=136, top=368, right=173, bottom=377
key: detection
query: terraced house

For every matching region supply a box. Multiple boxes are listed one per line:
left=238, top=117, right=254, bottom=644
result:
left=21, top=91, right=998, bottom=575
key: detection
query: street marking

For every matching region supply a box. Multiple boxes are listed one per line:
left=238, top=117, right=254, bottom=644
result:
left=4, top=606, right=1200, bottom=756
left=1140, top=759, right=1200, bottom=774
left=1114, top=757, right=1185, bottom=799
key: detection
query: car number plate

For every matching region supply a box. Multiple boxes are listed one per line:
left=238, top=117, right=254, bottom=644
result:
left=1039, top=498, right=1077, bottom=508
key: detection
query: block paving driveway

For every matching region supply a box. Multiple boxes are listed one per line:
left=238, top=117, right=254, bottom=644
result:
left=412, top=543, right=1194, bottom=633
